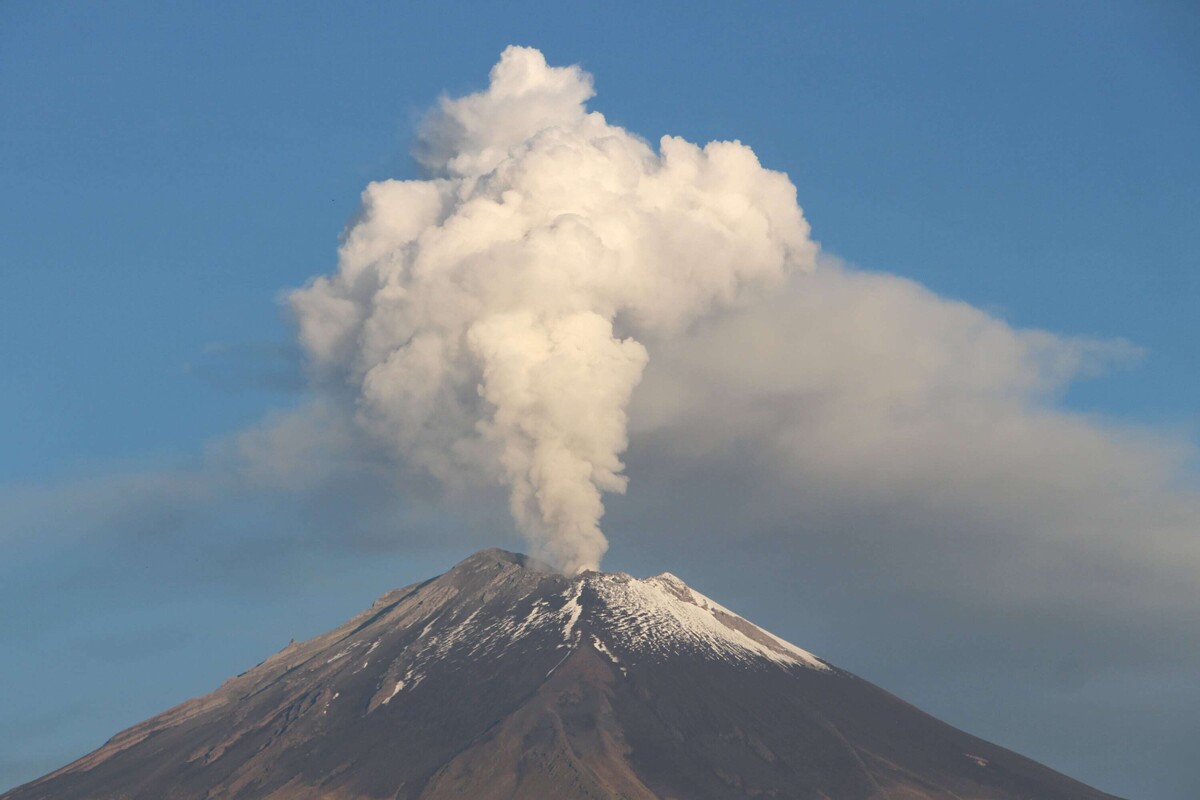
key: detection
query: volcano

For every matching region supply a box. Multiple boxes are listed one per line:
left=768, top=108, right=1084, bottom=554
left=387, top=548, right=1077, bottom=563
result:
left=3, top=549, right=1120, bottom=799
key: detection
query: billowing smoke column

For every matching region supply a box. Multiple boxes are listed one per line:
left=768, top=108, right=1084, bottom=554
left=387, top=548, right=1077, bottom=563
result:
left=290, top=47, right=817, bottom=573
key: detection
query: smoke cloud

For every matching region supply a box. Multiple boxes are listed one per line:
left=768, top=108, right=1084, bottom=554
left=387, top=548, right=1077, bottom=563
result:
left=290, top=46, right=817, bottom=572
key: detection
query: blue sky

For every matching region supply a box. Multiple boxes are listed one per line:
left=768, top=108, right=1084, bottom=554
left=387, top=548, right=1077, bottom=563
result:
left=1, top=2, right=1197, bottom=798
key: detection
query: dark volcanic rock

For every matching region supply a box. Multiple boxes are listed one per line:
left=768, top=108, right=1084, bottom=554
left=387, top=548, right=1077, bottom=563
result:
left=3, top=548, right=1122, bottom=799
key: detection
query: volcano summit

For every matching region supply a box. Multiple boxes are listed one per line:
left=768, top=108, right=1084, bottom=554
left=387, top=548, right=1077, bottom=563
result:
left=4, top=549, right=1120, bottom=800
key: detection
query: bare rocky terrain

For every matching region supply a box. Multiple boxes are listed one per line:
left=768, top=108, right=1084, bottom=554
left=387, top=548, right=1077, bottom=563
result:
left=3, top=548, right=1122, bottom=799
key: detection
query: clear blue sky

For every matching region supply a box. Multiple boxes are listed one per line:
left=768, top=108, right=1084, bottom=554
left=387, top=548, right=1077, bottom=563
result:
left=1, top=2, right=1197, bottom=798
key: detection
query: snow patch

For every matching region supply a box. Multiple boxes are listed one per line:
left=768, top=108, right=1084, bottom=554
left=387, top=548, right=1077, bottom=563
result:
left=545, top=649, right=573, bottom=678
left=382, top=680, right=405, bottom=704
left=591, top=635, right=620, bottom=665
left=560, top=584, right=584, bottom=643
left=325, top=642, right=362, bottom=664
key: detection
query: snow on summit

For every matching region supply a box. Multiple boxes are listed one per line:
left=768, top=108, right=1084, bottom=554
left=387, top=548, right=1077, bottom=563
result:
left=366, top=550, right=830, bottom=681
left=586, top=571, right=828, bottom=670
left=219, top=549, right=828, bottom=723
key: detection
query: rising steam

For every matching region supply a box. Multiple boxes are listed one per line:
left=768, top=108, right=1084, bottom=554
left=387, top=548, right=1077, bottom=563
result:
left=290, top=47, right=817, bottom=572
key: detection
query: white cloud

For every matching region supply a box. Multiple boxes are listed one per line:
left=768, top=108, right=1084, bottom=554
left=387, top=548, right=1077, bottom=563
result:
left=625, top=258, right=1198, bottom=633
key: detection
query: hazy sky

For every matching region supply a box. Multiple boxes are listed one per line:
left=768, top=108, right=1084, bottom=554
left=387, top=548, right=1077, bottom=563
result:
left=2, top=3, right=1198, bottom=799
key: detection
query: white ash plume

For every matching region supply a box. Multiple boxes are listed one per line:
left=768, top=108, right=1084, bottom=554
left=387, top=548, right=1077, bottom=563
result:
left=290, top=46, right=817, bottom=572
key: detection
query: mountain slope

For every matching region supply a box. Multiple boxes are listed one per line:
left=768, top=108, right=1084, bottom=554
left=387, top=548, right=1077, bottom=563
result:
left=3, top=549, right=1122, bottom=800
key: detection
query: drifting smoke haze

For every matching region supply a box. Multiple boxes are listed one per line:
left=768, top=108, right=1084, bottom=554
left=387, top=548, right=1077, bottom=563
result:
left=290, top=47, right=817, bottom=573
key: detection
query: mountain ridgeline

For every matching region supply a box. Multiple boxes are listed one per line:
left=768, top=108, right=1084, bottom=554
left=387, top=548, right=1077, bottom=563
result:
left=3, top=549, right=1121, bottom=799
